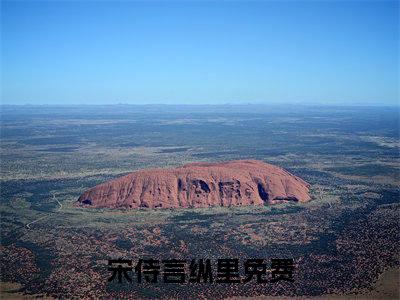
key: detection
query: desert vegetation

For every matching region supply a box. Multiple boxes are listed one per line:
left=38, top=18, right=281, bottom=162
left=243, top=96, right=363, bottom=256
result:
left=1, top=105, right=399, bottom=298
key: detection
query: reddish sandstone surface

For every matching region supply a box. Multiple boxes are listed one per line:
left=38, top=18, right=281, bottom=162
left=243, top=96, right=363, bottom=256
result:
left=76, top=160, right=311, bottom=209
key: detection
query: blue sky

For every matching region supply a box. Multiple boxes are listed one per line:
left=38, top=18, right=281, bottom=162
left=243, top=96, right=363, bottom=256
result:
left=1, top=0, right=398, bottom=105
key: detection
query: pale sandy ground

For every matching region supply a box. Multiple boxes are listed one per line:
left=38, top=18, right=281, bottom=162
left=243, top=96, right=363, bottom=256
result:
left=0, top=282, right=52, bottom=299
left=1, top=268, right=398, bottom=299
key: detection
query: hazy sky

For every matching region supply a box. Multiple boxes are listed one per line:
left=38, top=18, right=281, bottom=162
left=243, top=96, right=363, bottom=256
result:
left=1, top=0, right=399, bottom=105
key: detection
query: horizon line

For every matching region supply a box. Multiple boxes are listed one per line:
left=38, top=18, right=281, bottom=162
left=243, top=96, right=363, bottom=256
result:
left=0, top=103, right=399, bottom=108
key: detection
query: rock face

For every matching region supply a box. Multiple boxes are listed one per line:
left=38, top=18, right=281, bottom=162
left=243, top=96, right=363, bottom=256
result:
left=76, top=160, right=311, bottom=209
